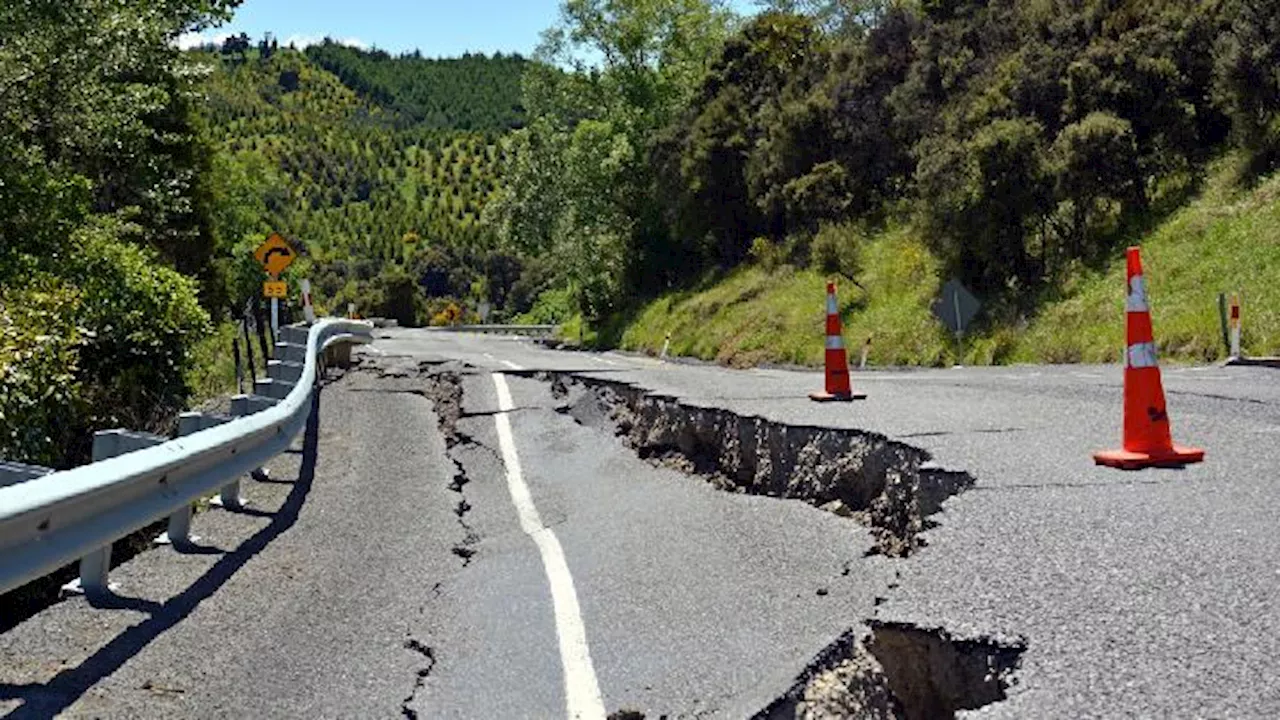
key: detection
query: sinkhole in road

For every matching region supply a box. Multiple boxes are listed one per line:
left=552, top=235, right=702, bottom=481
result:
left=538, top=372, right=973, bottom=558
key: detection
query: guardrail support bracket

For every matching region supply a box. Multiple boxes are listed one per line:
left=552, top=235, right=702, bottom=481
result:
left=155, top=505, right=198, bottom=547
left=61, top=546, right=116, bottom=597
left=209, top=480, right=246, bottom=511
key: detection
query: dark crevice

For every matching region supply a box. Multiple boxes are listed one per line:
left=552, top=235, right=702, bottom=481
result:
left=1165, top=389, right=1270, bottom=405
left=898, top=427, right=1025, bottom=439
left=417, top=368, right=484, bottom=568
left=539, top=372, right=975, bottom=558
left=400, top=635, right=436, bottom=720
left=754, top=621, right=1026, bottom=720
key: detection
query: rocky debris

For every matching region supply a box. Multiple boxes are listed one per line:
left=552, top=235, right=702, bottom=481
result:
left=547, top=374, right=974, bottom=557
left=755, top=622, right=1025, bottom=720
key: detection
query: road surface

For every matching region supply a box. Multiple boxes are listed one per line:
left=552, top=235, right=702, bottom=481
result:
left=2, top=328, right=1278, bottom=718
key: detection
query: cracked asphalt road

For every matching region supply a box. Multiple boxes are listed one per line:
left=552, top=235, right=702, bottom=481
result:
left=2, top=328, right=1278, bottom=718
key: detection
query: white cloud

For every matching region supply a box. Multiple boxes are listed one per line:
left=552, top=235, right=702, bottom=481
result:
left=175, top=31, right=232, bottom=50
left=282, top=34, right=368, bottom=50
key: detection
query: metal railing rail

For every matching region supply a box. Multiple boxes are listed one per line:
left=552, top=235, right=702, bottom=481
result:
left=0, top=318, right=372, bottom=597
left=426, top=324, right=558, bottom=336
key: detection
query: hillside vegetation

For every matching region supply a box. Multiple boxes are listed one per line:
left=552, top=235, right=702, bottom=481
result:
left=0, top=0, right=236, bottom=467
left=200, top=45, right=537, bottom=326
left=306, top=41, right=527, bottom=130
left=6, top=0, right=1280, bottom=470
left=491, top=0, right=1280, bottom=368
left=619, top=157, right=1280, bottom=367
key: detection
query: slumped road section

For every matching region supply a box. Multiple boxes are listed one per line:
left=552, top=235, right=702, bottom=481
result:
left=3, top=328, right=1278, bottom=718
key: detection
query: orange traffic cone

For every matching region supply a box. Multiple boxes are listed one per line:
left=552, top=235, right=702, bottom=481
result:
left=810, top=282, right=867, bottom=402
left=1094, top=247, right=1204, bottom=469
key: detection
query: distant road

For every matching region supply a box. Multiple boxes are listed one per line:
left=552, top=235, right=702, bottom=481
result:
left=4, top=329, right=1277, bottom=718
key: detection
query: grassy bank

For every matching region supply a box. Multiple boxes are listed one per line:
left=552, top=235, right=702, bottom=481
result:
left=612, top=161, right=1280, bottom=368
left=619, top=227, right=951, bottom=367
left=1013, top=163, right=1280, bottom=363
left=185, top=321, right=242, bottom=403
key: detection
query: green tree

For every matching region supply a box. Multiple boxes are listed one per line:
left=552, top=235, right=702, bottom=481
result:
left=1215, top=0, right=1280, bottom=171
left=916, top=118, right=1053, bottom=295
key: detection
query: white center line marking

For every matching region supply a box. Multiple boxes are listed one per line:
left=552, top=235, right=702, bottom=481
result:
left=492, top=368, right=605, bottom=720
left=501, top=359, right=522, bottom=370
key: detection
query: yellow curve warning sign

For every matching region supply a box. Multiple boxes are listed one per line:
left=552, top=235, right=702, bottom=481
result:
left=254, top=233, right=296, bottom=278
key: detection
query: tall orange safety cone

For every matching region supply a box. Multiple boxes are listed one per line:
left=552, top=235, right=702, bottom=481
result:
left=810, top=282, right=867, bottom=402
left=1093, top=247, right=1204, bottom=469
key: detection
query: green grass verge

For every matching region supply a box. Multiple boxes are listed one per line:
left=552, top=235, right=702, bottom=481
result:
left=614, top=158, right=1280, bottom=367
left=1014, top=161, right=1280, bottom=363
left=185, top=320, right=241, bottom=403
left=619, top=226, right=951, bottom=367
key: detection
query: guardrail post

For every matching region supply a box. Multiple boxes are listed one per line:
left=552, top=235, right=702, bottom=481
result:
left=211, top=399, right=253, bottom=510
left=76, top=546, right=113, bottom=597
left=275, top=341, right=306, bottom=364
left=254, top=377, right=296, bottom=400
left=322, top=342, right=351, bottom=370
left=62, top=429, right=165, bottom=596
left=268, top=359, right=304, bottom=383
left=280, top=325, right=309, bottom=345
left=0, top=460, right=53, bottom=489
left=155, top=412, right=209, bottom=546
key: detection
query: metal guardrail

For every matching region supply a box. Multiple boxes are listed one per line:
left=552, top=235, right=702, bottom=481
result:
left=0, top=318, right=372, bottom=597
left=426, top=324, right=559, bottom=337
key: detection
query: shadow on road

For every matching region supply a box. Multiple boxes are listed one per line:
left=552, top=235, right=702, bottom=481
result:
left=0, top=392, right=324, bottom=719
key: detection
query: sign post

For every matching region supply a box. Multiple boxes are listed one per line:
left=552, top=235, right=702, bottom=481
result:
left=932, top=278, right=981, bottom=367
left=253, top=233, right=297, bottom=340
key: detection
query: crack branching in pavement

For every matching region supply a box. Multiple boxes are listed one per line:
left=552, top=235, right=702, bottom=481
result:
left=538, top=372, right=973, bottom=558
left=399, top=635, right=436, bottom=720
left=416, top=368, right=483, bottom=567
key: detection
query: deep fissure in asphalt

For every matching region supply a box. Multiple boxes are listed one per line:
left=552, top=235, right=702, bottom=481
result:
left=541, top=372, right=972, bottom=558
left=531, top=369, right=1026, bottom=718
left=416, top=367, right=482, bottom=567
left=754, top=622, right=1026, bottom=719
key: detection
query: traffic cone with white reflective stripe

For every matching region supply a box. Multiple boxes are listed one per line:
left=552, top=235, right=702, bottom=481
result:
left=1093, top=247, right=1203, bottom=469
left=810, top=282, right=866, bottom=402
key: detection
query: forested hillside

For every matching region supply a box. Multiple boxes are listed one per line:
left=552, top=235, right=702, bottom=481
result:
left=199, top=44, right=538, bottom=326
left=490, top=0, right=1280, bottom=363
left=306, top=41, right=527, bottom=130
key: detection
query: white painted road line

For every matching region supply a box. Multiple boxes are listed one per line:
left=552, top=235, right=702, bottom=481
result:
left=501, top=359, right=522, bottom=371
left=492, top=369, right=605, bottom=720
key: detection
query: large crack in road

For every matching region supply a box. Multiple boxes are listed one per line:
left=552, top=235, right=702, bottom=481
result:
left=523, top=369, right=1027, bottom=719
left=363, top=357, right=1028, bottom=718
left=754, top=622, right=1025, bottom=719
left=540, top=372, right=973, bottom=558
left=415, top=365, right=484, bottom=567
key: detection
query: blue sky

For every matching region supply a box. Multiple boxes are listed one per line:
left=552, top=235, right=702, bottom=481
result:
left=182, top=0, right=761, bottom=57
